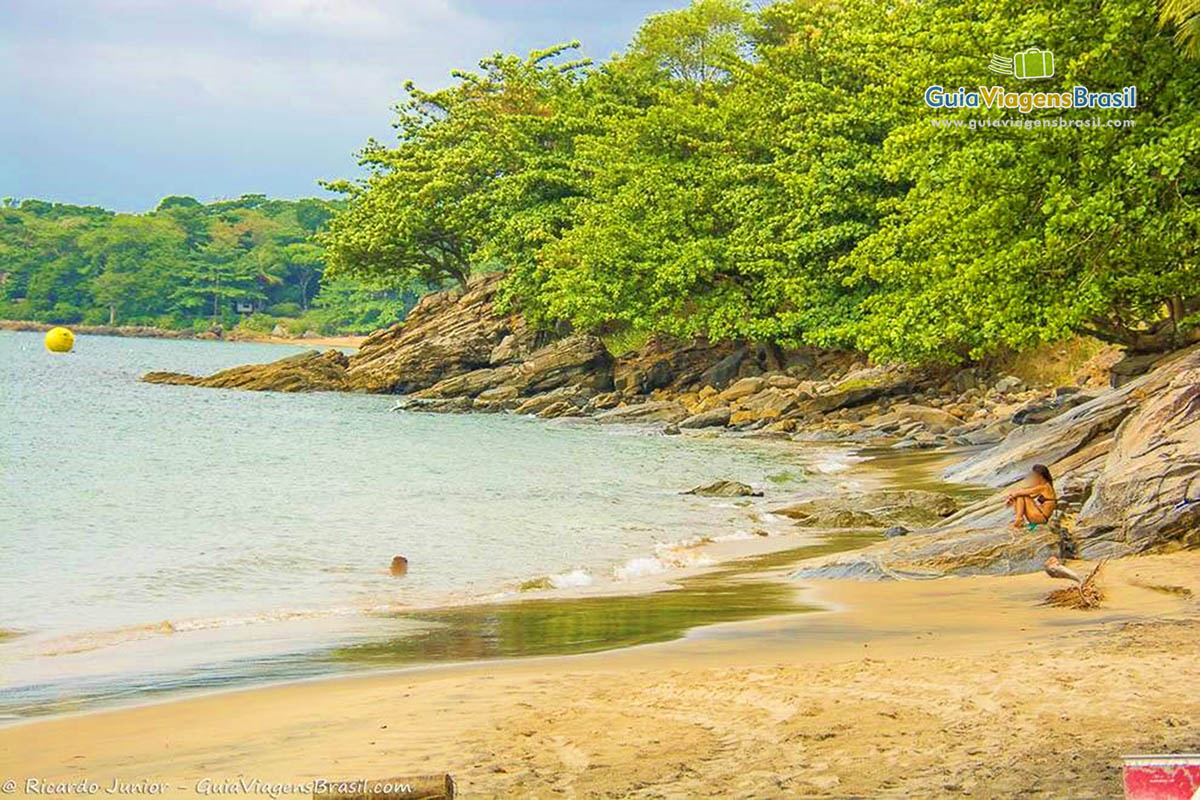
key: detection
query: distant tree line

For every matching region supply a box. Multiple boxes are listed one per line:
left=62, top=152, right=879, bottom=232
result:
left=322, top=0, right=1200, bottom=363
left=0, top=194, right=423, bottom=335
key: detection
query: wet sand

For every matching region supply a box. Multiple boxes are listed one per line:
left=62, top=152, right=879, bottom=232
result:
left=2, top=551, right=1197, bottom=798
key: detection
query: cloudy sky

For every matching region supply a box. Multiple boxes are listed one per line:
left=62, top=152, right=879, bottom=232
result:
left=1, top=0, right=688, bottom=211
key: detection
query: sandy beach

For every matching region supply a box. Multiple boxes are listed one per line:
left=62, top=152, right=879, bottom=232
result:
left=251, top=334, right=367, bottom=350
left=3, top=550, right=1196, bottom=799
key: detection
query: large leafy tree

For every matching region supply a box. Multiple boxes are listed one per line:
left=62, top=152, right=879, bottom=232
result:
left=321, top=43, right=591, bottom=290
left=80, top=214, right=185, bottom=324
left=843, top=0, right=1200, bottom=361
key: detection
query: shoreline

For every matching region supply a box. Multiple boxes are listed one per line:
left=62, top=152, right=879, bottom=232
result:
left=3, top=551, right=1196, bottom=797
left=0, top=320, right=366, bottom=350
left=0, top=443, right=965, bottom=721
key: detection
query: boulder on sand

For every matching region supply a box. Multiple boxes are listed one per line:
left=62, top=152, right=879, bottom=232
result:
left=772, top=489, right=960, bottom=529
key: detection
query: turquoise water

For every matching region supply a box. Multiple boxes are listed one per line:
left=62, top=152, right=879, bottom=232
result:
left=0, top=331, right=862, bottom=716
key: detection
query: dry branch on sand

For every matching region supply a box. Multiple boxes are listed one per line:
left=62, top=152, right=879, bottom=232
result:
left=1044, top=561, right=1105, bottom=609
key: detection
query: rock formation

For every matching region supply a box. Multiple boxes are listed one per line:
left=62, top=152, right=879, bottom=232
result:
left=794, top=346, right=1200, bottom=578
left=140, top=274, right=1200, bottom=575
left=142, top=349, right=350, bottom=392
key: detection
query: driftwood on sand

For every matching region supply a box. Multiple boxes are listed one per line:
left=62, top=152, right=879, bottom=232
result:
left=313, top=773, right=455, bottom=800
left=1043, top=560, right=1105, bottom=609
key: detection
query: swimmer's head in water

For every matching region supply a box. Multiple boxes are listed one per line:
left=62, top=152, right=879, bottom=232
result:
left=1031, top=464, right=1053, bottom=485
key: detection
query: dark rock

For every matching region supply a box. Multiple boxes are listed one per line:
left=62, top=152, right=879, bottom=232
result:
left=883, top=526, right=910, bottom=539
left=685, top=480, right=763, bottom=498
left=1109, top=351, right=1164, bottom=387
left=613, top=335, right=738, bottom=394
left=961, top=420, right=1015, bottom=446
left=586, top=391, right=622, bottom=411
left=993, top=375, right=1024, bottom=393
left=680, top=407, right=732, bottom=429
left=520, top=335, right=613, bottom=395
left=1011, top=391, right=1100, bottom=425
left=393, top=396, right=473, bottom=413
left=594, top=401, right=689, bottom=424
left=718, top=377, right=767, bottom=402
left=700, top=348, right=748, bottom=389
left=537, top=400, right=582, bottom=419
left=663, top=423, right=682, bottom=436
left=514, top=387, right=588, bottom=416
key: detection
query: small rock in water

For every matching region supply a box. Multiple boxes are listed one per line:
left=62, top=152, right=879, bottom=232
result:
left=883, top=525, right=910, bottom=538
left=663, top=423, right=681, bottom=436
left=390, top=555, right=408, bottom=577
left=684, top=479, right=763, bottom=497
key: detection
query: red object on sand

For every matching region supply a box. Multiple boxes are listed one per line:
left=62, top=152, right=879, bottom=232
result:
left=1123, top=755, right=1200, bottom=799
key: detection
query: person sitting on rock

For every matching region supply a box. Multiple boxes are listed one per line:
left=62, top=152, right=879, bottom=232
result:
left=1005, top=464, right=1057, bottom=530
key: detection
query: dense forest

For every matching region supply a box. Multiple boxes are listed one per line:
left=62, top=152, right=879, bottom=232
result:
left=323, top=0, right=1200, bottom=364
left=0, top=195, right=422, bottom=335
left=7, top=0, right=1199, bottom=358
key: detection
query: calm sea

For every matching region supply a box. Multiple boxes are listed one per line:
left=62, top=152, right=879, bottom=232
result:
left=0, top=330, right=867, bottom=717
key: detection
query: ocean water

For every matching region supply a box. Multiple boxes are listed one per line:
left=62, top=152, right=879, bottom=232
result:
left=0, top=331, right=868, bottom=716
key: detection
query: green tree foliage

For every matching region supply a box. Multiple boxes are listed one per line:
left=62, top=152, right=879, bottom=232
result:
left=0, top=195, right=421, bottom=332
left=1161, top=0, right=1200, bottom=56
left=326, top=0, right=1200, bottom=363
left=321, top=42, right=592, bottom=290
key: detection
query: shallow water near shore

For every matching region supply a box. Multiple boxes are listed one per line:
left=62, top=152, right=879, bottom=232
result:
left=3, top=331, right=925, bottom=718
left=330, top=536, right=878, bottom=667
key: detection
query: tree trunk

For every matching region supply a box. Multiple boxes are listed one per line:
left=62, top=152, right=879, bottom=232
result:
left=108, top=304, right=116, bottom=326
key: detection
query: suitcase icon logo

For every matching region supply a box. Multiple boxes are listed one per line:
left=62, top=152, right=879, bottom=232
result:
left=989, top=48, right=1055, bottom=79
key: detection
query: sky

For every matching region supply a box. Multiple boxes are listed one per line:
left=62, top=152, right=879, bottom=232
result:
left=1, top=0, right=689, bottom=212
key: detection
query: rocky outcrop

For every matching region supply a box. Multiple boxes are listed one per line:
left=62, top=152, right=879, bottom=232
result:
left=680, top=407, right=732, bottom=429
left=593, top=400, right=689, bottom=424
left=346, top=272, right=530, bottom=393
left=136, top=273, right=1199, bottom=579
left=803, top=365, right=915, bottom=413
left=773, top=490, right=961, bottom=529
left=612, top=335, right=739, bottom=394
left=794, top=346, right=1200, bottom=579
left=142, top=349, right=350, bottom=392
left=1073, top=356, right=1200, bottom=556
left=411, top=334, right=612, bottom=401
left=142, top=273, right=611, bottom=405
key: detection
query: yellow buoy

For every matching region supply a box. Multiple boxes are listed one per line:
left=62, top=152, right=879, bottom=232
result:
left=45, top=326, right=75, bottom=353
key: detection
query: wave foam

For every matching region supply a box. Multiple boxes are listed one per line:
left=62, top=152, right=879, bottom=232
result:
left=550, top=568, right=594, bottom=589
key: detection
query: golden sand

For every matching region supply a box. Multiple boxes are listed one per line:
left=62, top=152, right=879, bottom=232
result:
left=1, top=551, right=1197, bottom=798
